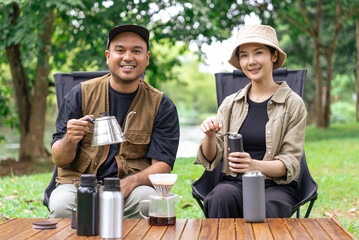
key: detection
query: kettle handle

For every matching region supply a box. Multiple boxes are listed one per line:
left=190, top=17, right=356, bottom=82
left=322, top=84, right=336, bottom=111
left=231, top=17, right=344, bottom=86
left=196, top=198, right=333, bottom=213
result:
left=123, top=111, right=136, bottom=135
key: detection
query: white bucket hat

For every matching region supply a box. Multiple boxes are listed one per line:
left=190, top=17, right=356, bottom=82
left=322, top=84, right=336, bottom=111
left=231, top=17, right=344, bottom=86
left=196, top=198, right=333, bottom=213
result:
left=228, top=24, right=287, bottom=70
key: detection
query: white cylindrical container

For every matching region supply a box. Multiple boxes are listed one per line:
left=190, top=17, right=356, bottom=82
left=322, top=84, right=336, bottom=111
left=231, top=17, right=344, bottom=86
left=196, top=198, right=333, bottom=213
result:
left=242, top=171, right=266, bottom=222
left=100, top=178, right=123, bottom=239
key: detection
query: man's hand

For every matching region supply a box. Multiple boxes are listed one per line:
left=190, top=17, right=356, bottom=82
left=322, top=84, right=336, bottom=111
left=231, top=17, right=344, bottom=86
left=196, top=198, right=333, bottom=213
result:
left=66, top=115, right=94, bottom=144
left=119, top=160, right=171, bottom=198
left=120, top=177, right=137, bottom=198
left=51, top=115, right=93, bottom=167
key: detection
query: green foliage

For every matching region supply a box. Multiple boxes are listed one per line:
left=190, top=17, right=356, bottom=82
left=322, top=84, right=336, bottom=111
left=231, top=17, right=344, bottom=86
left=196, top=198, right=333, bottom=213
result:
left=160, top=52, right=217, bottom=121
left=330, top=102, right=356, bottom=124
left=0, top=65, right=18, bottom=142
left=332, top=74, right=356, bottom=102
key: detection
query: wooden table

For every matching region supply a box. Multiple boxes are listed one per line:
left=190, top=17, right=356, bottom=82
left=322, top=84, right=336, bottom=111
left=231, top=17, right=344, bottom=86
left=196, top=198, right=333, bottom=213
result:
left=0, top=218, right=356, bottom=240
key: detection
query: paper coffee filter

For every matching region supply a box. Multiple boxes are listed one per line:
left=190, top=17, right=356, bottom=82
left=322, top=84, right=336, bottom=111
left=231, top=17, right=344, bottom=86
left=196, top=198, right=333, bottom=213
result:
left=149, top=173, right=178, bottom=196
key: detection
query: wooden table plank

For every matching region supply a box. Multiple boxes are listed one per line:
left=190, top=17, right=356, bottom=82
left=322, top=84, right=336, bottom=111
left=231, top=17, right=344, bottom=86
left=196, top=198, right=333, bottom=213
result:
left=0, top=218, right=16, bottom=228
left=161, top=219, right=187, bottom=240
left=123, top=219, right=150, bottom=239
left=64, top=231, right=88, bottom=240
left=21, top=218, right=71, bottom=240
left=235, top=218, right=255, bottom=239
left=252, top=220, right=274, bottom=240
left=181, top=219, right=202, bottom=239
left=0, top=217, right=354, bottom=240
left=46, top=219, right=78, bottom=240
left=8, top=218, right=48, bottom=240
left=1, top=218, right=35, bottom=239
left=300, top=218, right=332, bottom=240
left=267, top=218, right=293, bottom=240
left=218, top=218, right=235, bottom=240
left=283, top=218, right=312, bottom=240
left=316, top=218, right=356, bottom=240
left=143, top=225, right=168, bottom=240
left=122, top=219, right=141, bottom=238
left=199, top=218, right=218, bottom=240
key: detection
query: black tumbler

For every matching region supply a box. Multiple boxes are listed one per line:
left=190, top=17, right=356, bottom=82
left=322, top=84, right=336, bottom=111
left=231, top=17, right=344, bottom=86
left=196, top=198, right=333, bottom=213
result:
left=77, top=174, right=99, bottom=236
left=228, top=133, right=243, bottom=153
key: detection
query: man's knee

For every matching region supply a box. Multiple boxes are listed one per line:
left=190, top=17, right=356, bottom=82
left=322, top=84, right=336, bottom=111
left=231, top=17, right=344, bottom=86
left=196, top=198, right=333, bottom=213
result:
left=48, top=184, right=76, bottom=218
left=124, top=185, right=156, bottom=219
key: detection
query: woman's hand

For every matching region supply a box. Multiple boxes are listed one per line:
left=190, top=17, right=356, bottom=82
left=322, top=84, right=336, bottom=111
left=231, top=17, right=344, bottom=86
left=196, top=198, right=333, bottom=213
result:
left=200, top=115, right=222, bottom=138
left=228, top=151, right=253, bottom=173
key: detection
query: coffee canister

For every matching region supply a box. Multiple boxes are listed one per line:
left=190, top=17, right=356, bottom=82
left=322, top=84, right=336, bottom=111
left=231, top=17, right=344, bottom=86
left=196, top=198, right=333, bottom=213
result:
left=242, top=171, right=265, bottom=222
left=228, top=133, right=243, bottom=153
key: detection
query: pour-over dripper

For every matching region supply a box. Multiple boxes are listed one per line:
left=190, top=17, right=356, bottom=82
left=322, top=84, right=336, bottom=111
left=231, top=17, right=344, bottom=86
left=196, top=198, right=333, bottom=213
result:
left=149, top=173, right=178, bottom=196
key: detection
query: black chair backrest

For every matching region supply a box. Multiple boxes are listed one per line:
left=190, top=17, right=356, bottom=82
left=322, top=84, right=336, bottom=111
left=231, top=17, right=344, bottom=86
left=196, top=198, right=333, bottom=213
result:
left=54, top=71, right=110, bottom=109
left=215, top=68, right=306, bottom=107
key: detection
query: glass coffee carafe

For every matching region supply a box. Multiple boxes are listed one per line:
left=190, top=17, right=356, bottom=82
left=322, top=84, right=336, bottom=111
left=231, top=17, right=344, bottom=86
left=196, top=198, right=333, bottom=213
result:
left=139, top=193, right=178, bottom=226
left=140, top=173, right=178, bottom=226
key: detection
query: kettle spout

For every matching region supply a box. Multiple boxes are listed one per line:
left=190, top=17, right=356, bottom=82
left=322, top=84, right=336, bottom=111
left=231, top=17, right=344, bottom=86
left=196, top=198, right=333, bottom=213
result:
left=123, top=111, right=136, bottom=135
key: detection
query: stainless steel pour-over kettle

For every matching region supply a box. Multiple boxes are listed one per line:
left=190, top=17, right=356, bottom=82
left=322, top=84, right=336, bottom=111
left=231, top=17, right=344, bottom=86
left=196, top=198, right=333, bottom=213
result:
left=86, top=111, right=136, bottom=146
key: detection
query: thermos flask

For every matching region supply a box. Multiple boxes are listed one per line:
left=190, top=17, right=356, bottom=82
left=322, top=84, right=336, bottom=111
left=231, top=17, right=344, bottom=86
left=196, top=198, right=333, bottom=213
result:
left=100, top=178, right=123, bottom=239
left=77, top=174, right=99, bottom=236
left=228, top=133, right=243, bottom=152
left=242, top=171, right=266, bottom=222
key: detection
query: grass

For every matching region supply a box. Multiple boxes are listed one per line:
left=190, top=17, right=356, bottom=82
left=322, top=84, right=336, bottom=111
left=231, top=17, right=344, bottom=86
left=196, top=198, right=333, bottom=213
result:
left=0, top=123, right=358, bottom=238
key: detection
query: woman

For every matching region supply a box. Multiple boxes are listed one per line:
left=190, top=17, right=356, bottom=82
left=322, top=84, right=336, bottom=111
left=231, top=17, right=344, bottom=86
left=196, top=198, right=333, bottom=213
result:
left=195, top=24, right=306, bottom=218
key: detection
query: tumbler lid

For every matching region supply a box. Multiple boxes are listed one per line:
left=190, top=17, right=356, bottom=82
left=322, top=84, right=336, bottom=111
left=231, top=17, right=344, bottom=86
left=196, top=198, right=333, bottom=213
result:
left=228, top=133, right=242, bottom=138
left=103, top=177, right=121, bottom=191
left=80, top=174, right=97, bottom=187
left=244, top=171, right=263, bottom=177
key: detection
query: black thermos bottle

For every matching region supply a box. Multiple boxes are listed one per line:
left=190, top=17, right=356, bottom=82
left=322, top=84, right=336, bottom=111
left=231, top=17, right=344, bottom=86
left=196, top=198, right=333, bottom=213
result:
left=77, top=174, right=99, bottom=236
left=228, top=133, right=243, bottom=153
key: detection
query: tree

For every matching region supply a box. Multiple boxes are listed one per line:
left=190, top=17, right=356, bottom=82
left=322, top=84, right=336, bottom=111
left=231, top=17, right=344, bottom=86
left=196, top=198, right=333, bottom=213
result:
left=247, top=0, right=359, bottom=128
left=1, top=0, right=250, bottom=162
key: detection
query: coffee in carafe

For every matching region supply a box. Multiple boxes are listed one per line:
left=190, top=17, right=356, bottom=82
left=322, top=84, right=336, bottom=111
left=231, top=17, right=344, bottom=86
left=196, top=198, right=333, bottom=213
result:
left=149, top=215, right=176, bottom=226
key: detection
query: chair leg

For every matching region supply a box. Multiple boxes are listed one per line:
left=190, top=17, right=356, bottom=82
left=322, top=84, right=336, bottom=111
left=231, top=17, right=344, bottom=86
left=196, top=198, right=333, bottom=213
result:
left=195, top=199, right=204, bottom=211
left=296, top=208, right=301, bottom=218
left=304, top=200, right=315, bottom=218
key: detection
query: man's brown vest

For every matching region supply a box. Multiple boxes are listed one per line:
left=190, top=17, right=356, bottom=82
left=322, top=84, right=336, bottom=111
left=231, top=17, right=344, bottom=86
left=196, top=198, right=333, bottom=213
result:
left=56, top=74, right=163, bottom=184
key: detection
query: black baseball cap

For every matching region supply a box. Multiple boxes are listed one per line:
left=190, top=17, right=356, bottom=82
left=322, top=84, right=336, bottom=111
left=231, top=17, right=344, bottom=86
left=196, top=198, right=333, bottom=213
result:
left=107, top=24, right=150, bottom=50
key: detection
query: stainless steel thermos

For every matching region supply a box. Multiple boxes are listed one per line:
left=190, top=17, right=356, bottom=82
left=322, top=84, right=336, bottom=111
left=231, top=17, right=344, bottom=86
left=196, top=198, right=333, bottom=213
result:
left=77, top=174, right=99, bottom=236
left=228, top=133, right=243, bottom=152
left=242, top=171, right=266, bottom=222
left=100, top=177, right=123, bottom=239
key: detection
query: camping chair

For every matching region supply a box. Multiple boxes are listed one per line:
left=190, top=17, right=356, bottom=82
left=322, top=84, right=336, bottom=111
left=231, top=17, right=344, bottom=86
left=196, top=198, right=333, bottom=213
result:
left=43, top=70, right=110, bottom=209
left=191, top=68, right=318, bottom=218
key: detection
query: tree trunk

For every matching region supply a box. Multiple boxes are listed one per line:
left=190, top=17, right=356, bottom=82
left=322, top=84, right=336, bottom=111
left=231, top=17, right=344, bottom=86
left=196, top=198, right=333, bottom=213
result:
left=313, top=43, right=325, bottom=127
left=5, top=3, right=53, bottom=161
left=324, top=53, right=333, bottom=128
left=356, top=19, right=359, bottom=122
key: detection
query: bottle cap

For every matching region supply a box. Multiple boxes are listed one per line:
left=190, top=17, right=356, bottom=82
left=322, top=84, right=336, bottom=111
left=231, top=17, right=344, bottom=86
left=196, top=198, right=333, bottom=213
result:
left=244, top=171, right=264, bottom=177
left=80, top=174, right=97, bottom=187
left=103, top=177, right=121, bottom=191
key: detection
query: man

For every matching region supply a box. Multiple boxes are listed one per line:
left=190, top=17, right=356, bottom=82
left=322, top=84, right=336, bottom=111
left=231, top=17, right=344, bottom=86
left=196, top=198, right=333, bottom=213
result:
left=49, top=25, right=179, bottom=218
